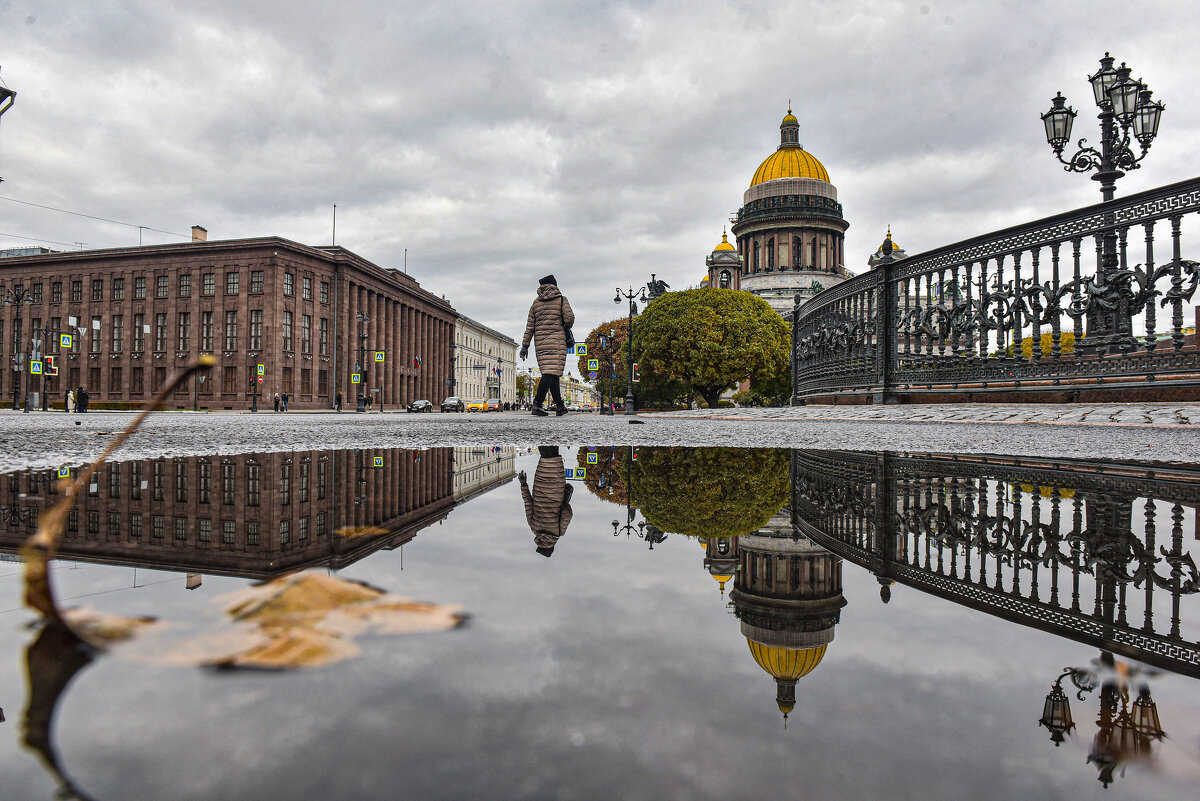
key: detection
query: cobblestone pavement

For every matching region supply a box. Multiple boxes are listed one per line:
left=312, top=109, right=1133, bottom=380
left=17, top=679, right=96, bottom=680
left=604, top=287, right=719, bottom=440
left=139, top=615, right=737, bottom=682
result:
left=0, top=404, right=1196, bottom=471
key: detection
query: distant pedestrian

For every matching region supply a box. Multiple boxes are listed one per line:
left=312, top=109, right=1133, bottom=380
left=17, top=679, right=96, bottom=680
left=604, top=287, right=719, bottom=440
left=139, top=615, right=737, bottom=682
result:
left=335, top=391, right=343, bottom=412
left=66, top=389, right=76, bottom=413
left=80, top=388, right=89, bottom=413
left=281, top=392, right=289, bottom=412
left=520, top=274, right=574, bottom=417
left=273, top=393, right=280, bottom=413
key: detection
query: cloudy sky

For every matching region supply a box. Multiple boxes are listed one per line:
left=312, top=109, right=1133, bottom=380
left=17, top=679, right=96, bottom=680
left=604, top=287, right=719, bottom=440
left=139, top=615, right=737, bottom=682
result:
left=2, top=0, right=1198, bottom=354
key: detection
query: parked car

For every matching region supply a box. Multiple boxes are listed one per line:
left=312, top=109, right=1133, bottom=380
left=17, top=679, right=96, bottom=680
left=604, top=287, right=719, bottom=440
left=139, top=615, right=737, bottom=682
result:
left=441, top=396, right=465, bottom=412
left=407, top=399, right=434, bottom=413
left=487, top=398, right=501, bottom=412
left=567, top=403, right=581, bottom=412
left=466, top=399, right=489, bottom=412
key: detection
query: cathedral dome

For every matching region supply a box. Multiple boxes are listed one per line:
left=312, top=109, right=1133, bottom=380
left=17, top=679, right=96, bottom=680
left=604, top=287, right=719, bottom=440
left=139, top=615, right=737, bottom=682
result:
left=750, top=108, right=830, bottom=186
left=713, top=230, right=735, bottom=252
left=747, top=640, right=827, bottom=680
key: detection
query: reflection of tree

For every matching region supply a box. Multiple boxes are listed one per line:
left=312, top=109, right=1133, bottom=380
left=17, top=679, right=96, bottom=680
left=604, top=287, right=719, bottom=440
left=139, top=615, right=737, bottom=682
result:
left=578, top=447, right=630, bottom=506
left=630, top=448, right=789, bottom=538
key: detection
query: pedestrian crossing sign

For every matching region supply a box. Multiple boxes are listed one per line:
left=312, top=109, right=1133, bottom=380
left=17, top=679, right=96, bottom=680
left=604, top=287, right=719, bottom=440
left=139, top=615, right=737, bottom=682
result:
left=58, top=467, right=70, bottom=479
left=373, top=456, right=383, bottom=468
left=588, top=359, right=599, bottom=371
left=374, top=351, right=385, bottom=363
left=576, top=467, right=586, bottom=479
left=30, top=360, right=42, bottom=374
left=351, top=373, right=361, bottom=384
left=586, top=453, right=598, bottom=464
left=577, top=344, right=587, bottom=355
left=60, top=334, right=73, bottom=349
left=257, top=364, right=265, bottom=375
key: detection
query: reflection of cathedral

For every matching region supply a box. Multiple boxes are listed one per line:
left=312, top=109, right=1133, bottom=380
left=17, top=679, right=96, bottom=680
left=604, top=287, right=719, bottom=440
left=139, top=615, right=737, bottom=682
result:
left=701, top=506, right=846, bottom=723
left=705, top=108, right=852, bottom=317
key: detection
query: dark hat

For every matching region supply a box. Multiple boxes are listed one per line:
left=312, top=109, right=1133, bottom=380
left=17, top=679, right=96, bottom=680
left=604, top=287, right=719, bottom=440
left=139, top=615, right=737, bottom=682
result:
left=539, top=274, right=557, bottom=286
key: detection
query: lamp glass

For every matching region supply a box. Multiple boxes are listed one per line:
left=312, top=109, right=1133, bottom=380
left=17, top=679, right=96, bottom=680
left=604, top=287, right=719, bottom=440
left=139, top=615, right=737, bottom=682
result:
left=1132, top=97, right=1163, bottom=141
left=1109, top=79, right=1142, bottom=123
left=1089, top=57, right=1118, bottom=107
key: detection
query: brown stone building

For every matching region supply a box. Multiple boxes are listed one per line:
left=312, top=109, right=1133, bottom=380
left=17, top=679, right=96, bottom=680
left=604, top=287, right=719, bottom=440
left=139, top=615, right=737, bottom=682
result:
left=0, top=233, right=456, bottom=410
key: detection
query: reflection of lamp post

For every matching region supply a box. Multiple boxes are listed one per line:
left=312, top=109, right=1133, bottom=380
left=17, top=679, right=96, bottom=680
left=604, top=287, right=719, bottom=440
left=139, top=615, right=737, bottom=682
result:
left=0, top=77, right=14, bottom=184
left=1038, top=669, right=1079, bottom=746
left=3, top=286, right=34, bottom=411
left=614, top=285, right=647, bottom=415
left=355, top=311, right=369, bottom=413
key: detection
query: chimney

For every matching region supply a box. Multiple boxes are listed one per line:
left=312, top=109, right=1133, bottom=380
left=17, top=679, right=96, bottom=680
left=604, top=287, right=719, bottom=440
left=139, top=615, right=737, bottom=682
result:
left=191, top=225, right=208, bottom=242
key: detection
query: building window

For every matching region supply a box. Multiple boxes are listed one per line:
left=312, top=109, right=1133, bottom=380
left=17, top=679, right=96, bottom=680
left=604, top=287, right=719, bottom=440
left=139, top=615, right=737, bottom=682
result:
left=247, top=521, right=260, bottom=546
left=179, top=274, right=191, bottom=297
left=283, top=273, right=294, bottom=297
left=90, top=316, right=102, bottom=353
left=316, top=513, right=326, bottom=537
left=176, top=462, right=188, bottom=502
left=134, top=276, right=146, bottom=299
left=318, top=369, right=328, bottom=397
left=298, top=462, right=309, bottom=502
left=301, top=314, right=311, bottom=354
left=250, top=310, right=262, bottom=350
left=222, top=365, right=236, bottom=394
left=250, top=271, right=264, bottom=293
left=67, top=510, right=78, bottom=532
left=280, top=519, right=290, bottom=544
left=109, top=464, right=120, bottom=498
left=320, top=281, right=329, bottom=304
left=153, top=461, right=165, bottom=501
left=109, top=366, right=122, bottom=394
left=198, top=365, right=212, bottom=394
left=767, top=238, right=775, bottom=270
left=92, top=279, right=103, bottom=301
left=280, top=464, right=291, bottom=505
left=282, top=367, right=293, bottom=395
left=222, top=520, right=236, bottom=545
left=89, top=366, right=100, bottom=394
left=175, top=517, right=187, bottom=541
left=201, top=311, right=214, bottom=351
left=130, top=513, right=142, bottom=538
left=155, top=313, right=167, bottom=351
left=156, top=275, right=168, bottom=298
left=177, top=312, right=190, bottom=351
left=199, top=519, right=212, bottom=542
left=719, top=270, right=731, bottom=289
left=87, top=511, right=99, bottom=534
left=113, top=278, right=124, bottom=300
left=224, top=311, right=238, bottom=350
left=300, top=368, right=311, bottom=396
left=32, top=283, right=43, bottom=303
left=133, top=313, right=145, bottom=352
left=281, top=310, right=293, bottom=351
left=222, top=463, right=235, bottom=505
left=153, top=366, right=165, bottom=392
left=131, top=366, right=144, bottom=394
left=226, top=272, right=239, bottom=295
left=52, top=282, right=62, bottom=303
left=247, top=464, right=260, bottom=506
left=108, top=511, right=120, bottom=537
left=70, top=280, right=82, bottom=302
left=130, top=462, right=142, bottom=499
left=317, top=461, right=327, bottom=499
left=319, top=318, right=328, bottom=356
left=198, top=461, right=211, bottom=503
left=302, top=276, right=312, bottom=300
left=202, top=273, right=215, bottom=296
left=298, top=517, right=309, bottom=541
left=153, top=516, right=165, bottom=539
left=50, top=317, right=61, bottom=353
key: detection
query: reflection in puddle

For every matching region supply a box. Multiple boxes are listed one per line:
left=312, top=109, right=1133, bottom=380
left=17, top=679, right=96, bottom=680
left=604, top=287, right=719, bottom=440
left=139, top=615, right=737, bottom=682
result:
left=1, top=446, right=1197, bottom=798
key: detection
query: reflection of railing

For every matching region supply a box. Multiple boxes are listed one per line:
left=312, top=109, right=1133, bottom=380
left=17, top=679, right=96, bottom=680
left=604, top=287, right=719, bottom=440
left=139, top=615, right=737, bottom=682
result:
left=791, top=450, right=1200, bottom=677
left=792, top=176, right=1200, bottom=402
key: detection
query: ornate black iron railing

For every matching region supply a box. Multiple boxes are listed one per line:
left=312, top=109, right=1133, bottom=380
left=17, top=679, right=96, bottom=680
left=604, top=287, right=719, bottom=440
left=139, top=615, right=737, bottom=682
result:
left=790, top=450, right=1200, bottom=678
left=792, top=176, right=1200, bottom=401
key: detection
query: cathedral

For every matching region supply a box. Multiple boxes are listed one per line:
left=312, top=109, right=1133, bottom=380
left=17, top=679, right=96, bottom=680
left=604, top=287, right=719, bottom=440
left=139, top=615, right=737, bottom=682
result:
left=704, top=109, right=853, bottom=318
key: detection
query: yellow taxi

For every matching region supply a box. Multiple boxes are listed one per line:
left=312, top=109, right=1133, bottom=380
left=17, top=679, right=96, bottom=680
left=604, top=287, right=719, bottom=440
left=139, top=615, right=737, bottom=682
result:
left=466, top=399, right=489, bottom=413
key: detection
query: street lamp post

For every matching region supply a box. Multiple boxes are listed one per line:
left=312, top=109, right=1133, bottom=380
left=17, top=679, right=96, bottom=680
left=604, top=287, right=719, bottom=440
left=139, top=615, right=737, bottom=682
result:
left=356, top=310, right=369, bottom=413
left=3, top=287, right=34, bottom=411
left=614, top=285, right=647, bottom=415
left=249, top=354, right=260, bottom=413
left=1042, top=53, right=1165, bottom=352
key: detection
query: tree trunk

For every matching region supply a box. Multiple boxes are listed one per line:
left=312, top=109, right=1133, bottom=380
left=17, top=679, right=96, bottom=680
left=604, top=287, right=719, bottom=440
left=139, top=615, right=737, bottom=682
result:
left=699, top=387, right=722, bottom=409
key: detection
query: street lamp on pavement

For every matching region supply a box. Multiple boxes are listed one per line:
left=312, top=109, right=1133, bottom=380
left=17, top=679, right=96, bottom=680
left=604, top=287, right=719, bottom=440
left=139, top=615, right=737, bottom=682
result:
left=3, top=287, right=34, bottom=411
left=614, top=285, right=647, bottom=415
left=355, top=311, right=369, bottom=413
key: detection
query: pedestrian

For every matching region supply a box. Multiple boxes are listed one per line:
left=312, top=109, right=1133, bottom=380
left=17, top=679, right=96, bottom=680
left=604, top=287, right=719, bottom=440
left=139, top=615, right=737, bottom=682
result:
left=66, top=388, right=76, bottom=413
left=335, top=390, right=343, bottom=412
left=80, top=387, right=89, bottom=413
left=281, top=392, right=289, bottom=412
left=519, top=446, right=574, bottom=557
left=273, top=393, right=280, bottom=412
left=520, top=274, right=574, bottom=416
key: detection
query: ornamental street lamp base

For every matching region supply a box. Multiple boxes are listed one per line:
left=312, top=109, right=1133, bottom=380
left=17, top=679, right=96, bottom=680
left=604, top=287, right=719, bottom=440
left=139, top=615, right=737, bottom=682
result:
left=624, top=393, right=636, bottom=415
left=356, top=395, right=366, bottom=413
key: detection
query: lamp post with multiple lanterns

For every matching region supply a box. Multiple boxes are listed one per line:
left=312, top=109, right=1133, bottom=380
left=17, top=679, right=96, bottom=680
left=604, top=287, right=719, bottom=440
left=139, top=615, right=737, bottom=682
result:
left=614, top=285, right=646, bottom=415
left=354, top=310, right=369, bottom=413
left=3, top=286, right=34, bottom=411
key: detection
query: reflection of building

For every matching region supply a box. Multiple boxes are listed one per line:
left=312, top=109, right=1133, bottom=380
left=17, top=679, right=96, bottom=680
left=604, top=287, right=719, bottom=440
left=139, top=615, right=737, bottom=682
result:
left=700, top=502, right=846, bottom=724
left=453, top=446, right=516, bottom=502
left=0, top=448, right=455, bottom=579
left=0, top=234, right=455, bottom=410
left=716, top=109, right=852, bottom=317
left=454, top=314, right=517, bottom=406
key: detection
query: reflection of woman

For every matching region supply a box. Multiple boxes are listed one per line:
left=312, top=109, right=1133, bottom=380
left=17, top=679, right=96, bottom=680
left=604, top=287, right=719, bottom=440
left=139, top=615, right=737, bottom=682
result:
left=519, top=446, right=574, bottom=557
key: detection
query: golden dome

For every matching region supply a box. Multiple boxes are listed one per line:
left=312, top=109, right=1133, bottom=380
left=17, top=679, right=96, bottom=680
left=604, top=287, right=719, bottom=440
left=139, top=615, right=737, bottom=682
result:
left=781, top=107, right=799, bottom=126
left=747, top=640, right=827, bottom=680
left=750, top=147, right=829, bottom=186
left=714, top=230, right=735, bottom=252
left=711, top=574, right=733, bottom=591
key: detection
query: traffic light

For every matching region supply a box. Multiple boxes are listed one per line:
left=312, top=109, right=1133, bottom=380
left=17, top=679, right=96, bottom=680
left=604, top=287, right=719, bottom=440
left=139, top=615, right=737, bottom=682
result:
left=44, top=355, right=58, bottom=376
left=632, top=363, right=640, bottom=382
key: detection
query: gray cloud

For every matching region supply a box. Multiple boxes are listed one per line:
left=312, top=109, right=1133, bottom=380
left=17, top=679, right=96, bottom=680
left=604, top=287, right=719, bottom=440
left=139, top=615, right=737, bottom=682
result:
left=2, top=0, right=1198, bottom=355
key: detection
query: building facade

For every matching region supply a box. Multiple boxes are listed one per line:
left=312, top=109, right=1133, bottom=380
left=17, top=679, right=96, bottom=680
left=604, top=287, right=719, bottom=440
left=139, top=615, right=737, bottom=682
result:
left=0, top=235, right=455, bottom=410
left=454, top=314, right=517, bottom=406
left=714, top=109, right=853, bottom=316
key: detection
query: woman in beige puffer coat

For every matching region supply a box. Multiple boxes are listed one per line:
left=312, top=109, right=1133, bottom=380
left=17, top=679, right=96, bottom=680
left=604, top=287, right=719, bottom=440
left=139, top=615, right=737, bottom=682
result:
left=520, top=274, right=574, bottom=415
left=519, top=446, right=574, bottom=557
